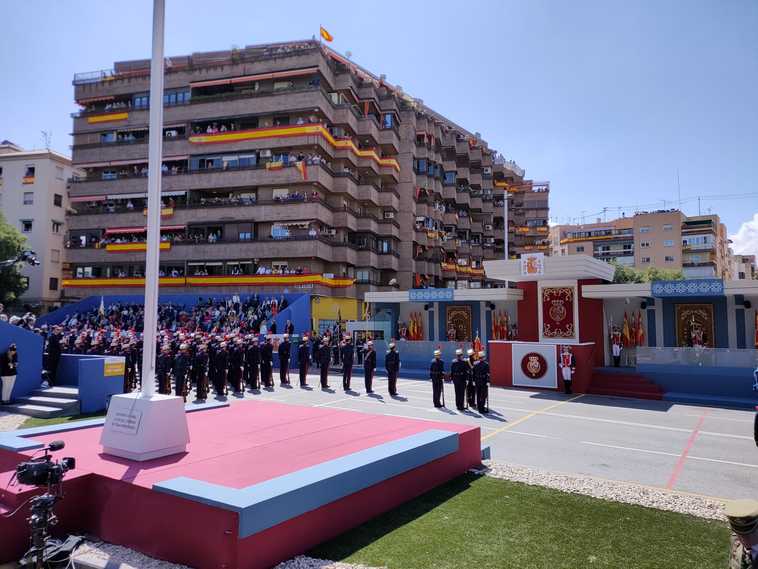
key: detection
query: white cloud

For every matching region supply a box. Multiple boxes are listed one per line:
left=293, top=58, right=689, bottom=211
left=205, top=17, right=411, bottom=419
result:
left=730, top=213, right=758, bottom=256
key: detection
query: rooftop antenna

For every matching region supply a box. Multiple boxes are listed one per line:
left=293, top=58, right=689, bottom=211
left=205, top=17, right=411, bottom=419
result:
left=676, top=168, right=681, bottom=211
left=41, top=130, right=51, bottom=150
left=345, top=50, right=352, bottom=60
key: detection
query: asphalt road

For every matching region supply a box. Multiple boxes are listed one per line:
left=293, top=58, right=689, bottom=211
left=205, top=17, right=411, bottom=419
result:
left=220, top=370, right=758, bottom=501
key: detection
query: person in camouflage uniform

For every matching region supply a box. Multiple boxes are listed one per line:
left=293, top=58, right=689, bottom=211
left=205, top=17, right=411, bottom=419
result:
left=726, top=499, right=758, bottom=569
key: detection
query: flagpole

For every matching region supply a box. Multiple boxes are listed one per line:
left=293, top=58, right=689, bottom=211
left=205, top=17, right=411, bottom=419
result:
left=140, top=0, right=166, bottom=398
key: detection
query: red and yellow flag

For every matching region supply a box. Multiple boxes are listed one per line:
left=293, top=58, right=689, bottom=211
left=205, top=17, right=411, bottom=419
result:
left=622, top=312, right=631, bottom=347
left=320, top=26, right=333, bottom=42
left=295, top=160, right=308, bottom=181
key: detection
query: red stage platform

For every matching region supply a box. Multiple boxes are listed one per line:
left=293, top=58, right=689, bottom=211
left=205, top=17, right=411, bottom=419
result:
left=0, top=400, right=480, bottom=569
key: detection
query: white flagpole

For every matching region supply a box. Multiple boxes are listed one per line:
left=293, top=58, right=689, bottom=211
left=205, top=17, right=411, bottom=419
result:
left=140, top=0, right=166, bottom=398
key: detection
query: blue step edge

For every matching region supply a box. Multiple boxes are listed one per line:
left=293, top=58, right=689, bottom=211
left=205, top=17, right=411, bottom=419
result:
left=663, top=392, right=758, bottom=410
left=481, top=445, right=491, bottom=461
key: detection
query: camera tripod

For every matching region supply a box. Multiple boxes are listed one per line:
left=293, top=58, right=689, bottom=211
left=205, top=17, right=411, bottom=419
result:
left=19, top=492, right=61, bottom=569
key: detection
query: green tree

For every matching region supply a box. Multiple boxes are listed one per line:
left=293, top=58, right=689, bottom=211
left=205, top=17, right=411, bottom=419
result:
left=611, top=260, right=685, bottom=283
left=0, top=212, right=28, bottom=302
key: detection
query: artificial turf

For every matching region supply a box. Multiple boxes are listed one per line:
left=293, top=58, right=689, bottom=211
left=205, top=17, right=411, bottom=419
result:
left=21, top=411, right=106, bottom=429
left=310, top=473, right=728, bottom=569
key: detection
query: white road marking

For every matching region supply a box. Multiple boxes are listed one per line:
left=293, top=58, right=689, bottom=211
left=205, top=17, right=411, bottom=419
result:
left=582, top=441, right=758, bottom=469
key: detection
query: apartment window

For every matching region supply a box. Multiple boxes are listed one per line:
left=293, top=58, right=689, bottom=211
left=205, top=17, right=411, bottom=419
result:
left=133, top=94, right=149, bottom=109
left=49, top=278, right=59, bottom=292
left=663, top=224, right=673, bottom=231
left=51, top=249, right=60, bottom=263
left=663, top=239, right=674, bottom=247
left=23, top=192, right=34, bottom=205
left=24, top=165, right=36, bottom=178
left=0, top=166, right=3, bottom=177
left=639, top=226, right=651, bottom=233
left=21, top=220, right=33, bottom=233
left=52, top=194, right=64, bottom=207
left=665, top=255, right=675, bottom=262
left=640, top=256, right=651, bottom=263
left=272, top=261, right=288, bottom=272
left=576, top=246, right=585, bottom=252
left=55, top=165, right=64, bottom=180
left=640, top=241, right=651, bottom=248
left=623, top=244, right=632, bottom=250
left=51, top=220, right=62, bottom=233
left=382, top=113, right=394, bottom=129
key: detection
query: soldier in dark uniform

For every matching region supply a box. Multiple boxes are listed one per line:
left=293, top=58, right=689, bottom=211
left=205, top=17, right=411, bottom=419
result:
left=156, top=344, right=174, bottom=395
left=173, top=343, right=192, bottom=401
left=229, top=338, right=245, bottom=394
left=319, top=337, right=331, bottom=389
left=363, top=340, right=376, bottom=393
left=341, top=336, right=354, bottom=391
left=466, top=348, right=477, bottom=408
left=278, top=334, right=291, bottom=385
left=245, top=336, right=260, bottom=390
left=385, top=342, right=400, bottom=397
left=123, top=342, right=137, bottom=393
left=214, top=341, right=230, bottom=396
left=298, top=337, right=310, bottom=387
left=192, top=343, right=209, bottom=400
left=473, top=350, right=490, bottom=413
left=430, top=349, right=445, bottom=408
left=45, top=326, right=62, bottom=386
left=261, top=336, right=274, bottom=388
left=450, top=349, right=468, bottom=411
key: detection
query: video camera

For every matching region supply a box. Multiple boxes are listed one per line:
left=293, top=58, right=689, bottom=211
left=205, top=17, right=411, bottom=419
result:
left=16, top=441, right=75, bottom=488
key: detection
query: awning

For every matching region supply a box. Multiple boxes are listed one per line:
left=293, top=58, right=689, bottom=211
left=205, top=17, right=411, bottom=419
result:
left=190, top=67, right=319, bottom=89
left=105, top=191, right=185, bottom=200
left=74, top=155, right=189, bottom=168
left=104, top=224, right=185, bottom=235
left=69, top=195, right=106, bottom=203
left=275, top=220, right=313, bottom=228
left=76, top=95, right=115, bottom=105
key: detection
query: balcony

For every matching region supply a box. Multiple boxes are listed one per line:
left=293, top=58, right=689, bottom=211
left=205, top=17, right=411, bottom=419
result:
left=470, top=196, right=483, bottom=211
left=457, top=216, right=471, bottom=230
left=456, top=166, right=470, bottom=181
left=443, top=186, right=456, bottom=200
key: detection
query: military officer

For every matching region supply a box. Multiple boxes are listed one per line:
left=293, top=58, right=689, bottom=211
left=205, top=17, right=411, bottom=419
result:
left=726, top=499, right=758, bottom=569
left=341, top=336, right=354, bottom=391
left=173, top=343, right=192, bottom=401
left=559, top=345, right=576, bottom=395
left=473, top=350, right=490, bottom=413
left=385, top=342, right=400, bottom=397
left=214, top=341, right=230, bottom=396
left=261, top=336, right=274, bottom=388
left=319, top=337, right=331, bottom=389
left=229, top=338, right=245, bottom=394
left=450, top=348, right=468, bottom=411
left=156, top=344, right=174, bottom=395
left=430, top=349, right=445, bottom=408
left=245, top=336, right=260, bottom=390
left=192, top=343, right=210, bottom=400
left=278, top=333, right=292, bottom=385
left=466, top=348, right=477, bottom=408
left=297, top=336, right=310, bottom=387
left=363, top=340, right=376, bottom=393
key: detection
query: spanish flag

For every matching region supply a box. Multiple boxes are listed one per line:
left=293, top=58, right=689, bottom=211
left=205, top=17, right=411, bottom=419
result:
left=320, top=26, right=333, bottom=42
left=295, top=160, right=308, bottom=181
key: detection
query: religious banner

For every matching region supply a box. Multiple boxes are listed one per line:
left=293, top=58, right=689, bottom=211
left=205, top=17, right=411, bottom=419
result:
left=675, top=303, right=715, bottom=348
left=446, top=305, right=472, bottom=342
left=541, top=287, right=575, bottom=339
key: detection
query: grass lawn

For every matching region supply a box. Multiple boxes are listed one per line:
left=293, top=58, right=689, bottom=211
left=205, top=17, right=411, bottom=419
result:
left=21, top=411, right=106, bottom=429
left=310, top=473, right=728, bottom=569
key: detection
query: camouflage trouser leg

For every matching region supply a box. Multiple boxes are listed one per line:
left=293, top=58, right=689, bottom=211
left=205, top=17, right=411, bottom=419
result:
left=729, top=533, right=755, bottom=569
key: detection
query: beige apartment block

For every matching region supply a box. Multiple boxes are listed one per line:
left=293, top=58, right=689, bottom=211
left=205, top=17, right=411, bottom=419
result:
left=0, top=141, right=75, bottom=306
left=65, top=40, right=549, bottom=297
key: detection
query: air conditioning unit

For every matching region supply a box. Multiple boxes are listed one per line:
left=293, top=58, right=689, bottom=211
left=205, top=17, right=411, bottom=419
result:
left=485, top=224, right=493, bottom=231
left=383, top=211, right=395, bottom=219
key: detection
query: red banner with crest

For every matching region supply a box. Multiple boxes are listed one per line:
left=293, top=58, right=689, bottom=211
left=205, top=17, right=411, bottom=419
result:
left=541, top=287, right=575, bottom=339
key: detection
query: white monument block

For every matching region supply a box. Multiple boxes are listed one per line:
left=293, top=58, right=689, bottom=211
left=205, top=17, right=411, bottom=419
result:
left=100, top=392, right=189, bottom=461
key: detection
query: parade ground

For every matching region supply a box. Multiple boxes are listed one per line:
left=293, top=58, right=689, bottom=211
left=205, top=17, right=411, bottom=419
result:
left=213, top=372, right=758, bottom=502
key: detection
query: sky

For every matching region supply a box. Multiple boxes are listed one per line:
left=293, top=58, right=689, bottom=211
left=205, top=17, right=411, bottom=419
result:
left=1, top=0, right=757, bottom=255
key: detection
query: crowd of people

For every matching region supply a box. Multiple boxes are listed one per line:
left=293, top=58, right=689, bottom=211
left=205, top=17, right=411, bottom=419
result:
left=0, top=298, right=492, bottom=414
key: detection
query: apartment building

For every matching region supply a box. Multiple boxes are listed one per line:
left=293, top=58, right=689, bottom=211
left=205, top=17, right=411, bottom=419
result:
left=64, top=40, right=542, bottom=298
left=0, top=140, right=73, bottom=307
left=551, top=210, right=733, bottom=279
left=731, top=254, right=756, bottom=280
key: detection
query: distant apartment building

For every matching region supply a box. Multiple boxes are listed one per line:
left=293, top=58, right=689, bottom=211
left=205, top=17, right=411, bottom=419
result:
left=550, top=210, right=733, bottom=279
left=64, top=40, right=547, bottom=298
left=730, top=254, right=756, bottom=280
left=0, top=140, right=74, bottom=306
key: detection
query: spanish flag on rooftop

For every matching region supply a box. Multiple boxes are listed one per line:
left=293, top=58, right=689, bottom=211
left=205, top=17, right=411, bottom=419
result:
left=320, top=26, right=333, bottom=42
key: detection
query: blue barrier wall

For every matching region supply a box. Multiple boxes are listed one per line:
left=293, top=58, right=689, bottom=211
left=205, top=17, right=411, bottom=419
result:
left=57, top=354, right=124, bottom=413
left=638, top=362, right=758, bottom=406
left=0, top=321, right=43, bottom=401
left=368, top=340, right=475, bottom=378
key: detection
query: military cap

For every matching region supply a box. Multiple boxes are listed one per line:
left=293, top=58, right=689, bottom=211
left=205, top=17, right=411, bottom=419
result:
left=725, top=499, right=758, bottom=535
